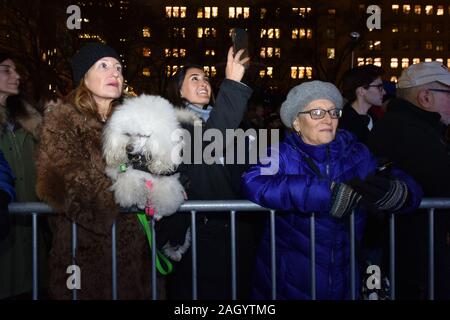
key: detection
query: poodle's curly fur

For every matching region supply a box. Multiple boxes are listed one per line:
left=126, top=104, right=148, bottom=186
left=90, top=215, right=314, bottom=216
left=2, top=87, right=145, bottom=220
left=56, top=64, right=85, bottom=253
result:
left=102, top=95, right=197, bottom=261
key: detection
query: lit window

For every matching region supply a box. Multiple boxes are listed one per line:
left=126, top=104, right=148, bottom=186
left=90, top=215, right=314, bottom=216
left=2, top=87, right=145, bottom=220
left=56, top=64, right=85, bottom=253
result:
left=390, top=76, right=398, bottom=82
left=447, top=59, right=450, bottom=68
left=374, top=58, right=382, bottom=67
left=142, top=67, right=150, bottom=77
left=205, top=50, right=215, bottom=56
left=368, top=40, right=382, bottom=51
left=142, top=27, right=150, bottom=37
left=260, top=47, right=281, bottom=58
left=413, top=58, right=420, bottom=64
left=403, top=5, right=410, bottom=14
left=197, top=27, right=216, bottom=38
left=170, top=27, right=186, bottom=38
left=165, top=65, right=180, bottom=77
left=425, top=58, right=432, bottom=62
left=306, top=29, right=312, bottom=39
left=198, top=6, right=218, bottom=18
left=165, top=6, right=186, bottom=18
left=401, top=58, right=409, bottom=68
left=274, top=48, right=281, bottom=58
left=260, top=67, right=273, bottom=78
left=260, top=8, right=267, bottom=19
left=259, top=48, right=265, bottom=58
left=292, top=29, right=298, bottom=39
left=142, top=48, right=151, bottom=57
left=290, top=66, right=312, bottom=79
left=392, top=4, right=399, bottom=14
left=203, top=66, right=217, bottom=77
left=425, top=41, right=433, bottom=50
left=327, top=48, right=335, bottom=59
left=263, top=28, right=281, bottom=39
left=392, top=26, right=399, bottom=32
left=437, top=5, right=444, bottom=15
left=290, top=67, right=297, bottom=79
left=390, top=58, right=399, bottom=68
left=328, top=8, right=336, bottom=15
left=436, top=58, right=443, bottom=63
left=425, top=5, right=433, bottom=15
left=414, top=5, right=421, bottom=14
left=436, top=41, right=444, bottom=51
left=228, top=7, right=250, bottom=18
left=357, top=58, right=365, bottom=66
left=292, top=7, right=311, bottom=18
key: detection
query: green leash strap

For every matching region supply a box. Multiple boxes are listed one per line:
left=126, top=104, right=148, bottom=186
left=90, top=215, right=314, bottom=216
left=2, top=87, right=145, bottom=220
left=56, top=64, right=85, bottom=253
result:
left=137, top=213, right=173, bottom=275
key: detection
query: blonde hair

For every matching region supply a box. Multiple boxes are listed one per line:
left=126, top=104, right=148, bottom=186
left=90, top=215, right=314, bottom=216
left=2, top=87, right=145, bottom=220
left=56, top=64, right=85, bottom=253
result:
left=65, top=79, right=126, bottom=120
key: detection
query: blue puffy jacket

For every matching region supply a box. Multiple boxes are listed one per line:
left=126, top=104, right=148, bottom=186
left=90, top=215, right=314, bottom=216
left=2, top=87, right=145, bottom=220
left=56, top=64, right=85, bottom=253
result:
left=0, top=149, right=15, bottom=201
left=242, top=130, right=422, bottom=300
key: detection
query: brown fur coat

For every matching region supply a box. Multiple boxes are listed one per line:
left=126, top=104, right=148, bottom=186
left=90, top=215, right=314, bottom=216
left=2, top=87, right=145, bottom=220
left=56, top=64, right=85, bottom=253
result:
left=36, top=101, right=158, bottom=299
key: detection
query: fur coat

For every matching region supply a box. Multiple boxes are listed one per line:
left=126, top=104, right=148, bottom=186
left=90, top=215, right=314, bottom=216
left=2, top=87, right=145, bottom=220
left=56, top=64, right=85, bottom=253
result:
left=36, top=101, right=158, bottom=300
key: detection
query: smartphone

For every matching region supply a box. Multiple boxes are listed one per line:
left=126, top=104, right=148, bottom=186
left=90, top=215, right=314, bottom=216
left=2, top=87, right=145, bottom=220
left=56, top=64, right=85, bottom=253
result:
left=231, top=28, right=250, bottom=69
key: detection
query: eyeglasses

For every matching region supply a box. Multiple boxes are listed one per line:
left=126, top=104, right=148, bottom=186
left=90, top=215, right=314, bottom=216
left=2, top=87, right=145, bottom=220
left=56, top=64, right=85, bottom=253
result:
left=297, top=108, right=342, bottom=120
left=365, top=84, right=385, bottom=92
left=429, top=89, right=450, bottom=94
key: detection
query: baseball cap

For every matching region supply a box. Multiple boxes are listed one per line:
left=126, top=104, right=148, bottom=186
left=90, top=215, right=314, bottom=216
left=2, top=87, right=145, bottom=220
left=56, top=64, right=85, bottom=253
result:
left=397, top=61, right=450, bottom=89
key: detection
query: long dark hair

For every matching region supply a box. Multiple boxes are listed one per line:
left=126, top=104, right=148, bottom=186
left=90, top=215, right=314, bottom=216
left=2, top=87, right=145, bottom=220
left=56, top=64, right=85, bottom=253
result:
left=164, top=64, right=215, bottom=108
left=0, top=53, right=31, bottom=124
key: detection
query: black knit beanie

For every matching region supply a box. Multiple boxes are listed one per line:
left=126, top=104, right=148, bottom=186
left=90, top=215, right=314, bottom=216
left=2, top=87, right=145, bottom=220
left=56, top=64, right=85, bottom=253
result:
left=71, top=42, right=121, bottom=85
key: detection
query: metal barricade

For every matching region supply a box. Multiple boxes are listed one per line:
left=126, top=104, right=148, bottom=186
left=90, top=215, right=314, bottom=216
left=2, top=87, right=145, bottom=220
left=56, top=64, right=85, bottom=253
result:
left=8, top=198, right=450, bottom=300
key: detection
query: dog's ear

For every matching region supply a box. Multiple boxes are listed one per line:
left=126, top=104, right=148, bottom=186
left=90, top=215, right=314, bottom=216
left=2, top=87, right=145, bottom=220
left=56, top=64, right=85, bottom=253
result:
left=102, top=125, right=130, bottom=166
left=175, top=108, right=201, bottom=126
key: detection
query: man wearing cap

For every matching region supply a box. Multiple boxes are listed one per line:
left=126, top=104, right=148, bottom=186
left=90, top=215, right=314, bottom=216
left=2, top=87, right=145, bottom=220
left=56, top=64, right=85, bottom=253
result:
left=368, top=61, right=450, bottom=299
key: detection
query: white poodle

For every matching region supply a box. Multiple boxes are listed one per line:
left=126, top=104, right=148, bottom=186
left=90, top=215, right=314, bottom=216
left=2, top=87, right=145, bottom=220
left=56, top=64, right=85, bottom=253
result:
left=102, top=94, right=197, bottom=260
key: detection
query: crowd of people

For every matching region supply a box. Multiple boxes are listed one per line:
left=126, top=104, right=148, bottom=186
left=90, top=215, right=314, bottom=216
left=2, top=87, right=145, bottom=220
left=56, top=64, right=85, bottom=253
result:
left=1, top=41, right=449, bottom=300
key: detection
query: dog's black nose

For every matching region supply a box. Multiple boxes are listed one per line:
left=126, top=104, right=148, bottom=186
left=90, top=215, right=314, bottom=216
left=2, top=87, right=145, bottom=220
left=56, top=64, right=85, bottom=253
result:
left=126, top=144, right=134, bottom=153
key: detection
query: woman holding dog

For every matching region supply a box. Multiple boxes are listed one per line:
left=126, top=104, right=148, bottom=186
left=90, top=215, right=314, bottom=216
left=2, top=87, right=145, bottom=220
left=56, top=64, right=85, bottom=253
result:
left=164, top=48, right=260, bottom=299
left=36, top=43, right=156, bottom=299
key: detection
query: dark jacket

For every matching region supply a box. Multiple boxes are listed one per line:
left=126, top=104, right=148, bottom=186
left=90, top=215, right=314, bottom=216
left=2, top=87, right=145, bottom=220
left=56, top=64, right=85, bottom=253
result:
left=338, top=102, right=378, bottom=145
left=167, top=79, right=256, bottom=299
left=0, top=101, right=44, bottom=299
left=368, top=98, right=450, bottom=299
left=242, top=130, right=422, bottom=300
left=36, top=102, right=155, bottom=300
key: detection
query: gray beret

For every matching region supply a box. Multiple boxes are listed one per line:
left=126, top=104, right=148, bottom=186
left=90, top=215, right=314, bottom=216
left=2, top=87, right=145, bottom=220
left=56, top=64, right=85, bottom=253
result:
left=280, top=80, right=344, bottom=128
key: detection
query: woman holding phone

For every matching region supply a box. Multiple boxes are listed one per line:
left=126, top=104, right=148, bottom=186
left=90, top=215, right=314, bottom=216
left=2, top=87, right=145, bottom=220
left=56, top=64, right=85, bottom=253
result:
left=164, top=47, right=258, bottom=299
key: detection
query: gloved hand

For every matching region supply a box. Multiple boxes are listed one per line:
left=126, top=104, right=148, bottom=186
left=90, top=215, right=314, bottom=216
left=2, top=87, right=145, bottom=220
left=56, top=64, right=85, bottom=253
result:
left=347, top=174, right=409, bottom=212
left=330, top=182, right=362, bottom=218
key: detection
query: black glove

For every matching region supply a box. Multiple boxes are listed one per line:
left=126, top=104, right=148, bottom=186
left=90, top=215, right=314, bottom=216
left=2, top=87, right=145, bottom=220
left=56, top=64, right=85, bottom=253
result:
left=330, top=182, right=362, bottom=218
left=0, top=191, right=11, bottom=241
left=347, top=174, right=409, bottom=212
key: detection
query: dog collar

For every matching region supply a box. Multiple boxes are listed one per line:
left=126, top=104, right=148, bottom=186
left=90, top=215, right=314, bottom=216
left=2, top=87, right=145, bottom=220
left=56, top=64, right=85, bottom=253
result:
left=119, top=163, right=127, bottom=173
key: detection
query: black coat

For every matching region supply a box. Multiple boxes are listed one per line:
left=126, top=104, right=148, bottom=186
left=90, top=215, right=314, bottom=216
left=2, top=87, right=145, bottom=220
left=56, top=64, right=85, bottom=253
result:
left=339, top=102, right=378, bottom=145
left=368, top=98, right=450, bottom=299
left=167, top=79, right=260, bottom=299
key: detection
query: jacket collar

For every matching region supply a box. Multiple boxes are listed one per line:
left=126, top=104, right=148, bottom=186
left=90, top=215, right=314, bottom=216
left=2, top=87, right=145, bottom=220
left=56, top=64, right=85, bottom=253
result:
left=388, top=98, right=442, bottom=130
left=284, top=129, right=358, bottom=163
